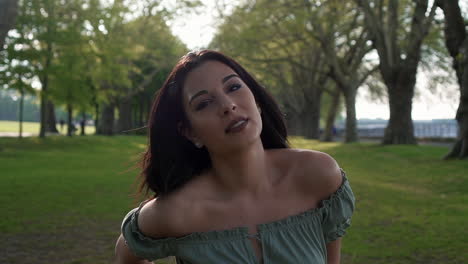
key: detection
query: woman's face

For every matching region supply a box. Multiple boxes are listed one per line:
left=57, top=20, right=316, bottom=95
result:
left=182, top=60, right=263, bottom=154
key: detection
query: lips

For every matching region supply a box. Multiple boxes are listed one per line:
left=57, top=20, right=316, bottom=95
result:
left=225, top=117, right=249, bottom=133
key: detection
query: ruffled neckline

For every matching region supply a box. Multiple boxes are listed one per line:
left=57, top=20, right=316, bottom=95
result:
left=129, top=169, right=350, bottom=244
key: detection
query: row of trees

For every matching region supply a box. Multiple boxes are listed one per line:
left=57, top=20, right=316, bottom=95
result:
left=210, top=0, right=468, bottom=159
left=0, top=0, right=467, bottom=159
left=0, top=0, right=189, bottom=137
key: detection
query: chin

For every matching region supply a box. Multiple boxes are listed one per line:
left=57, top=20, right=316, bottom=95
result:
left=232, top=130, right=262, bottom=149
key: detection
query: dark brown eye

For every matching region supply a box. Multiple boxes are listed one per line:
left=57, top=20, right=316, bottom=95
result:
left=195, top=100, right=211, bottom=111
left=229, top=84, right=242, bottom=92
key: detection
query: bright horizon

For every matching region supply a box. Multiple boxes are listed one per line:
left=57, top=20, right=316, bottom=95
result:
left=170, top=0, right=458, bottom=121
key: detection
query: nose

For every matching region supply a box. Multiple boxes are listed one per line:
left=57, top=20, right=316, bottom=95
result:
left=218, top=96, right=237, bottom=116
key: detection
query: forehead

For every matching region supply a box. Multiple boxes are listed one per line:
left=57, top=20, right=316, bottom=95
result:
left=183, top=60, right=237, bottom=97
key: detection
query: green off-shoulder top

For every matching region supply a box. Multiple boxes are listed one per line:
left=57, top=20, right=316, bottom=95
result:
left=121, top=170, right=355, bottom=264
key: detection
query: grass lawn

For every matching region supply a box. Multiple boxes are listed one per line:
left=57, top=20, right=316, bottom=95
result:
left=0, top=135, right=466, bottom=264
left=0, top=120, right=96, bottom=135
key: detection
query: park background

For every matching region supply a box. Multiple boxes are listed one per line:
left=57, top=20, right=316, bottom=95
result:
left=0, top=0, right=467, bottom=263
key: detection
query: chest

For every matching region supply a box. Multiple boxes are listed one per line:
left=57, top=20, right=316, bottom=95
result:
left=173, top=216, right=327, bottom=264
left=190, top=195, right=320, bottom=264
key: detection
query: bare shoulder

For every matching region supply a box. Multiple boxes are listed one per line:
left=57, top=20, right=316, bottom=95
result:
left=137, top=194, right=192, bottom=239
left=136, top=174, right=212, bottom=239
left=277, top=148, right=343, bottom=201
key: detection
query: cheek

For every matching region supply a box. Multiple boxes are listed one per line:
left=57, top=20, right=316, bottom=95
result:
left=254, top=110, right=263, bottom=134
left=189, top=115, right=220, bottom=140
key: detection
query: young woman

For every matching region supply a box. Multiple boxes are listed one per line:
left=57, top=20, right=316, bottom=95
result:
left=115, top=50, right=355, bottom=264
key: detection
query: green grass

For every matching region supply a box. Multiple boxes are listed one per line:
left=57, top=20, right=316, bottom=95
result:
left=0, top=135, right=466, bottom=264
left=0, top=136, right=144, bottom=232
left=293, top=138, right=468, bottom=264
left=0, top=120, right=96, bottom=135
left=0, top=135, right=145, bottom=264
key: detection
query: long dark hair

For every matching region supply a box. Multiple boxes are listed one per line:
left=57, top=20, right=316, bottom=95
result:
left=140, top=50, right=289, bottom=198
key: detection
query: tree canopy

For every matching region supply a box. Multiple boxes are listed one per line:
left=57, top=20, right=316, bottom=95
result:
left=1, top=0, right=467, bottom=159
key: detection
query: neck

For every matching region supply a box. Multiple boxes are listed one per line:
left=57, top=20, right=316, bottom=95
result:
left=209, top=139, right=271, bottom=196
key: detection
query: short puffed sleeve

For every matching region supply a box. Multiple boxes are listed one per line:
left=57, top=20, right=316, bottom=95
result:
left=121, top=204, right=176, bottom=261
left=321, top=170, right=355, bottom=243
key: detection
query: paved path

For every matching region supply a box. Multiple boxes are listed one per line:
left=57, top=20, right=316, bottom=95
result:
left=330, top=137, right=454, bottom=148
left=0, top=132, right=64, bottom=137
left=0, top=132, right=36, bottom=137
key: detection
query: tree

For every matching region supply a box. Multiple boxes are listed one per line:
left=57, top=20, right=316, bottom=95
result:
left=355, top=0, right=437, bottom=144
left=1, top=0, right=195, bottom=138
left=321, top=86, right=342, bottom=142
left=0, top=51, right=35, bottom=138
left=114, top=13, right=187, bottom=135
left=436, top=0, right=468, bottom=159
left=304, top=0, right=377, bottom=142
left=6, top=0, right=63, bottom=137
left=0, top=0, right=18, bottom=50
left=88, top=0, right=190, bottom=136
left=87, top=0, right=135, bottom=135
left=51, top=0, right=93, bottom=137
left=211, top=1, right=331, bottom=139
left=36, top=0, right=59, bottom=137
left=212, top=0, right=384, bottom=142
left=0, top=0, right=54, bottom=136
left=1, top=1, right=32, bottom=138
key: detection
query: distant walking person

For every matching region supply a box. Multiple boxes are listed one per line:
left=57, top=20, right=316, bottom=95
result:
left=80, top=119, right=86, bottom=135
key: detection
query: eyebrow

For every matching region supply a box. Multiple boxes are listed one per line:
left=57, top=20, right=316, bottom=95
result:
left=222, top=74, right=239, bottom=83
left=189, top=90, right=208, bottom=105
left=188, top=74, right=240, bottom=105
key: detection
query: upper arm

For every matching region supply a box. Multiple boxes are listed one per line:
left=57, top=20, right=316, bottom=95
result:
left=114, top=234, right=152, bottom=264
left=115, top=201, right=181, bottom=264
left=326, top=238, right=342, bottom=264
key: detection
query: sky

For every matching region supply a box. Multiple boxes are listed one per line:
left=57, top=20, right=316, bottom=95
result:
left=169, top=0, right=222, bottom=50
left=169, top=0, right=459, bottom=121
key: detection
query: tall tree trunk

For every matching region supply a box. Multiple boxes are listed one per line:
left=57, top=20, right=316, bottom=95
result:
left=117, top=98, right=133, bottom=134
left=46, top=100, right=59, bottom=133
left=356, top=0, right=436, bottom=144
left=133, top=100, right=138, bottom=129
left=94, top=102, right=100, bottom=134
left=80, top=112, right=86, bottom=136
left=66, top=104, right=73, bottom=137
left=343, top=88, right=358, bottom=143
left=285, top=110, right=301, bottom=136
left=308, top=106, right=321, bottom=139
left=39, top=90, right=48, bottom=137
left=138, top=94, right=145, bottom=127
left=98, top=103, right=115, bottom=135
left=383, top=71, right=417, bottom=144
left=436, top=0, right=468, bottom=159
left=39, top=9, right=54, bottom=138
left=18, top=86, right=24, bottom=139
left=436, top=0, right=465, bottom=90
left=301, top=97, right=321, bottom=139
left=445, top=39, right=468, bottom=159
left=0, top=0, right=18, bottom=50
left=322, top=91, right=341, bottom=142
left=299, top=86, right=322, bottom=139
